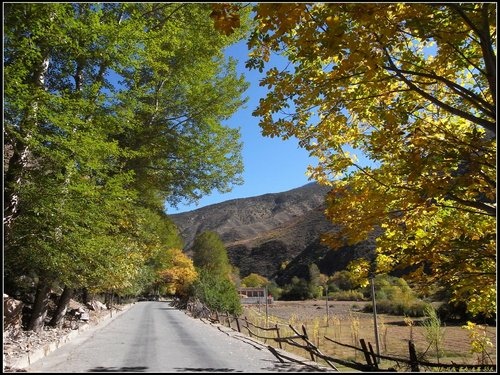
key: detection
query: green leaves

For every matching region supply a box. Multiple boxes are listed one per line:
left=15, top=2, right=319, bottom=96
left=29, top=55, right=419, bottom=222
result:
left=192, top=231, right=232, bottom=279
left=4, top=4, right=249, bottom=302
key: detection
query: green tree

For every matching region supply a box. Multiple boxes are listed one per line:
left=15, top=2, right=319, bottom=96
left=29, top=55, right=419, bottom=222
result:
left=308, top=263, right=325, bottom=298
left=116, top=207, right=184, bottom=299
left=330, top=270, right=356, bottom=291
left=4, top=3, right=249, bottom=331
left=192, top=231, right=232, bottom=279
left=191, top=269, right=242, bottom=315
left=214, top=3, right=496, bottom=316
left=281, top=276, right=312, bottom=301
left=241, top=273, right=269, bottom=287
left=267, top=281, right=283, bottom=300
left=113, top=3, right=250, bottom=210
left=191, top=231, right=241, bottom=313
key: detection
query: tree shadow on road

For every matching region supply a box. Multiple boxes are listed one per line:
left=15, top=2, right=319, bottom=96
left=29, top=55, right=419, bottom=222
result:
left=173, top=368, right=241, bottom=372
left=269, top=362, right=332, bottom=372
left=88, top=366, right=148, bottom=372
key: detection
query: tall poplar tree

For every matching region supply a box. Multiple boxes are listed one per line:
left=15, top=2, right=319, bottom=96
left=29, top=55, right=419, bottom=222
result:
left=191, top=231, right=241, bottom=315
left=4, top=3, right=249, bottom=331
left=192, top=231, right=232, bottom=279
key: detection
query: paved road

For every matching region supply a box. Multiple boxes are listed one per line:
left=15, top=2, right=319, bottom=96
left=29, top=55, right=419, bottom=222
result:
left=26, top=301, right=323, bottom=373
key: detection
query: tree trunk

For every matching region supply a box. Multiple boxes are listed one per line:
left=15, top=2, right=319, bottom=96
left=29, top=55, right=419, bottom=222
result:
left=27, top=281, right=52, bottom=332
left=4, top=48, right=50, bottom=231
left=81, top=288, right=89, bottom=305
left=3, top=141, right=28, bottom=229
left=49, top=286, right=73, bottom=327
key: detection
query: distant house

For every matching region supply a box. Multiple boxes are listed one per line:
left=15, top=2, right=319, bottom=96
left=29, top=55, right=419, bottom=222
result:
left=238, top=287, right=273, bottom=304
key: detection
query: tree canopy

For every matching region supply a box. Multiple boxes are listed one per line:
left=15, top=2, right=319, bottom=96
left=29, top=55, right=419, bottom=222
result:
left=158, top=248, right=198, bottom=298
left=192, top=231, right=232, bottom=279
left=213, top=3, right=496, bottom=316
left=241, top=273, right=269, bottom=288
left=190, top=230, right=241, bottom=314
left=3, top=3, right=250, bottom=330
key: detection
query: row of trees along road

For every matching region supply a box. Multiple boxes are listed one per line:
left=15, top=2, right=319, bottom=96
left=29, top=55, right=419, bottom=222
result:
left=4, top=3, right=250, bottom=332
left=212, top=3, right=496, bottom=318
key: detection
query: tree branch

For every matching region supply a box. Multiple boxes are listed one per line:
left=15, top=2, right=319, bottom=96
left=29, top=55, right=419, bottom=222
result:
left=381, top=46, right=496, bottom=135
left=446, top=3, right=496, bottom=107
left=444, top=193, right=496, bottom=216
left=384, top=64, right=494, bottom=118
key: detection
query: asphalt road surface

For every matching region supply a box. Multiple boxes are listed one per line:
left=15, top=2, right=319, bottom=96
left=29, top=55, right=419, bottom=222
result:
left=26, top=301, right=323, bottom=373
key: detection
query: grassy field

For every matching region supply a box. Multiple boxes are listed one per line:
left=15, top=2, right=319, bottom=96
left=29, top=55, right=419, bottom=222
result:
left=238, top=300, right=496, bottom=371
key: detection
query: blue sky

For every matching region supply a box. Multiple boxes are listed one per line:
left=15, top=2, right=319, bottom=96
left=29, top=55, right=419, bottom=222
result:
left=165, top=40, right=318, bottom=214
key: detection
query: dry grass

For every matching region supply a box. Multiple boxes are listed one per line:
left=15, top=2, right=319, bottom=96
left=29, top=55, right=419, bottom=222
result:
left=238, top=300, right=496, bottom=371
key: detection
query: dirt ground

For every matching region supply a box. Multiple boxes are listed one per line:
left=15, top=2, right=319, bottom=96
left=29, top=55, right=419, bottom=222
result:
left=3, top=302, right=122, bottom=372
left=241, top=300, right=497, bottom=369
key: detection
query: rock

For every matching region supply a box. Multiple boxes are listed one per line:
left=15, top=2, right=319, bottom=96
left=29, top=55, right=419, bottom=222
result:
left=3, top=295, right=24, bottom=333
left=86, top=300, right=107, bottom=311
left=80, top=312, right=89, bottom=321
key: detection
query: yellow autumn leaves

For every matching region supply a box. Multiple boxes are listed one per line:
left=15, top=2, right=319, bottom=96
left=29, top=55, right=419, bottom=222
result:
left=158, top=248, right=197, bottom=297
left=211, top=3, right=496, bottom=316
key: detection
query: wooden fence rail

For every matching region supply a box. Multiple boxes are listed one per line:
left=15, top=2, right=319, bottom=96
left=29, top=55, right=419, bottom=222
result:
left=324, top=335, right=496, bottom=372
left=206, top=309, right=496, bottom=373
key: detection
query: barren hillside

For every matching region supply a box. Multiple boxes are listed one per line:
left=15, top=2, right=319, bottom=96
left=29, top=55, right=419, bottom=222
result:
left=170, top=183, right=375, bottom=280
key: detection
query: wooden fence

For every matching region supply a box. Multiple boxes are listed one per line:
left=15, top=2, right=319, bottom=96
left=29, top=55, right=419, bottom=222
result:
left=186, top=303, right=496, bottom=373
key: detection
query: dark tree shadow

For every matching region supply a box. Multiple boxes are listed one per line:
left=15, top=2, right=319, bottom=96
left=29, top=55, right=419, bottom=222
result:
left=88, top=366, right=148, bottom=372
left=269, top=362, right=331, bottom=372
left=173, top=368, right=241, bottom=372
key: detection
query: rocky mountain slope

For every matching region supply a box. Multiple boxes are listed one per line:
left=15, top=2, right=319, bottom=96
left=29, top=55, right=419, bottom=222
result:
left=170, top=182, right=375, bottom=282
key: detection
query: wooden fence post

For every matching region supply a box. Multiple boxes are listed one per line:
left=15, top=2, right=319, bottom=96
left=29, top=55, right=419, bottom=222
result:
left=368, top=341, right=379, bottom=370
left=235, top=315, right=241, bottom=332
left=275, top=324, right=282, bottom=349
left=408, top=340, right=420, bottom=372
left=302, top=325, right=315, bottom=361
left=245, top=317, right=252, bottom=337
left=359, top=339, right=374, bottom=369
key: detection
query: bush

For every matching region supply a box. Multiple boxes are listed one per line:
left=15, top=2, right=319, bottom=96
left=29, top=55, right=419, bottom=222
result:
left=329, top=290, right=365, bottom=301
left=241, top=273, right=269, bottom=288
left=280, top=277, right=312, bottom=300
left=360, top=274, right=426, bottom=316
left=330, top=270, right=356, bottom=291
left=363, top=274, right=417, bottom=301
left=363, top=299, right=431, bottom=317
left=327, top=283, right=340, bottom=293
left=437, top=301, right=496, bottom=325
left=267, top=281, right=282, bottom=300
left=191, top=269, right=242, bottom=315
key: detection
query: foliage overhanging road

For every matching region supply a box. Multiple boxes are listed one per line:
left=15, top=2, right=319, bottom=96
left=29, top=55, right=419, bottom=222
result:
left=26, top=301, right=323, bottom=373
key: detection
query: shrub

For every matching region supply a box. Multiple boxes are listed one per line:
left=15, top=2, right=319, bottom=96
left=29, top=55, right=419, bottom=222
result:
left=191, top=269, right=242, bottom=315
left=363, top=299, right=431, bottom=317
left=330, top=270, right=356, bottom=291
left=365, top=274, right=417, bottom=302
left=280, top=277, right=312, bottom=300
left=327, top=283, right=340, bottom=293
left=241, top=273, right=269, bottom=288
left=421, top=305, right=445, bottom=362
left=267, top=281, right=282, bottom=300
left=329, top=290, right=365, bottom=301
left=437, top=301, right=496, bottom=325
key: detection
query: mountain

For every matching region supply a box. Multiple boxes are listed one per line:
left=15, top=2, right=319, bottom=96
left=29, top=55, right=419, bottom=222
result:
left=170, top=183, right=375, bottom=282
